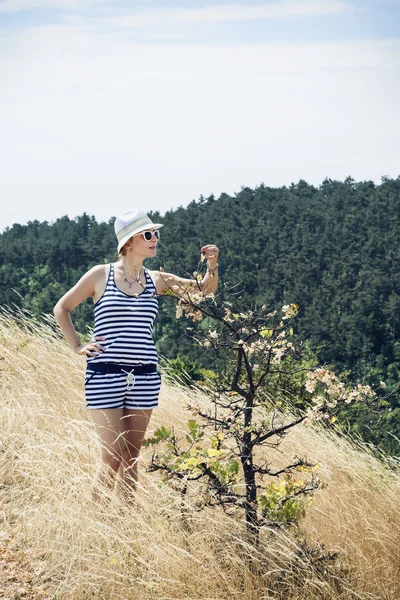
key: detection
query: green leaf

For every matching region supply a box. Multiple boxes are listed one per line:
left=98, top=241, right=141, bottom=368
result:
left=227, top=460, right=239, bottom=474
left=260, top=328, right=273, bottom=338
left=142, top=426, right=172, bottom=446
left=186, top=419, right=202, bottom=443
left=207, top=448, right=219, bottom=457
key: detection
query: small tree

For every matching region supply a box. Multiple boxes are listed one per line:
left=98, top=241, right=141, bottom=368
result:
left=145, top=262, right=386, bottom=547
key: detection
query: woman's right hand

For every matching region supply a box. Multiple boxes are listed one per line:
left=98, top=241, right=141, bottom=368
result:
left=74, top=336, right=106, bottom=357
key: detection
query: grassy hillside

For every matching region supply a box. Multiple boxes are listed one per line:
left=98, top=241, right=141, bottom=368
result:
left=0, top=310, right=399, bottom=600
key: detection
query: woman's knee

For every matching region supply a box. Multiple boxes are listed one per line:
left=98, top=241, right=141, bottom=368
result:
left=120, top=445, right=139, bottom=466
left=99, top=446, right=122, bottom=471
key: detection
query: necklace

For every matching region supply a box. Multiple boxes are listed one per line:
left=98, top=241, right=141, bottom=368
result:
left=121, top=264, right=146, bottom=291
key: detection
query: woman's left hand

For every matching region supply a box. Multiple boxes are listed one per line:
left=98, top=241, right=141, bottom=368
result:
left=201, top=244, right=219, bottom=268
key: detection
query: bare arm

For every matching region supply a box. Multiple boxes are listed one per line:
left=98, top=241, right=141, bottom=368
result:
left=53, top=265, right=106, bottom=357
left=151, top=244, right=219, bottom=297
left=152, top=267, right=218, bottom=297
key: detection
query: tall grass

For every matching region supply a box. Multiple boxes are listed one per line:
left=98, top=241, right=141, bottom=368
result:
left=0, top=309, right=399, bottom=600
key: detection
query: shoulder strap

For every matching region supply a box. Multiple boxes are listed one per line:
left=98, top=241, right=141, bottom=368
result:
left=144, top=267, right=156, bottom=291
left=107, top=263, right=114, bottom=286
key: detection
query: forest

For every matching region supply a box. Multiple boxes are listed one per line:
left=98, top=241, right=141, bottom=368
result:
left=1, top=176, right=399, bottom=455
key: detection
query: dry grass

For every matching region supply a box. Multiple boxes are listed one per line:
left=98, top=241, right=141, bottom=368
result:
left=0, top=309, right=399, bottom=600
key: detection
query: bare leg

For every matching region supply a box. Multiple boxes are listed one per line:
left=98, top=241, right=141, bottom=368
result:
left=90, top=408, right=125, bottom=502
left=117, top=408, right=153, bottom=494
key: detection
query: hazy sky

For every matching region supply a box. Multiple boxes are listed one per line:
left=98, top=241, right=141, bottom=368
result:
left=1, top=0, right=399, bottom=232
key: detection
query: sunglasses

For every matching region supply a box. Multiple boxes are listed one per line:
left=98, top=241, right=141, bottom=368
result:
left=140, top=230, right=160, bottom=242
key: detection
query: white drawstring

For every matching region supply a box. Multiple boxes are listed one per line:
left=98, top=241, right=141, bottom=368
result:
left=122, top=368, right=136, bottom=391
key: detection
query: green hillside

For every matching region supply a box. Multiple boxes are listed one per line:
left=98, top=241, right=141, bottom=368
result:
left=1, top=176, right=399, bottom=454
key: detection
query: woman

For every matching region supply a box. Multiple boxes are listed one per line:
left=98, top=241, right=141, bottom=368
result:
left=53, top=209, right=219, bottom=500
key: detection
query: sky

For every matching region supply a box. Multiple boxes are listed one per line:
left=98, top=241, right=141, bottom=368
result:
left=0, top=0, right=399, bottom=232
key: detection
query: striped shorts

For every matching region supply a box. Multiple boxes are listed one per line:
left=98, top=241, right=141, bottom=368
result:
left=84, top=368, right=162, bottom=410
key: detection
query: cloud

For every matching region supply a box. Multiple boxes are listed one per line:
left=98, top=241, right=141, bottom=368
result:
left=106, top=2, right=352, bottom=29
left=0, top=0, right=113, bottom=13
left=0, top=0, right=352, bottom=20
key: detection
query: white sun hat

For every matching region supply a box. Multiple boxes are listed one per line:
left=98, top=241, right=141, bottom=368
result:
left=114, top=210, right=164, bottom=253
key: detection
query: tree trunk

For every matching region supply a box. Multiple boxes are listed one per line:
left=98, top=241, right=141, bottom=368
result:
left=241, top=392, right=259, bottom=546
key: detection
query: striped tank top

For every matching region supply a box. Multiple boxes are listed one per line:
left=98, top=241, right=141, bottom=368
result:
left=87, top=263, right=159, bottom=366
